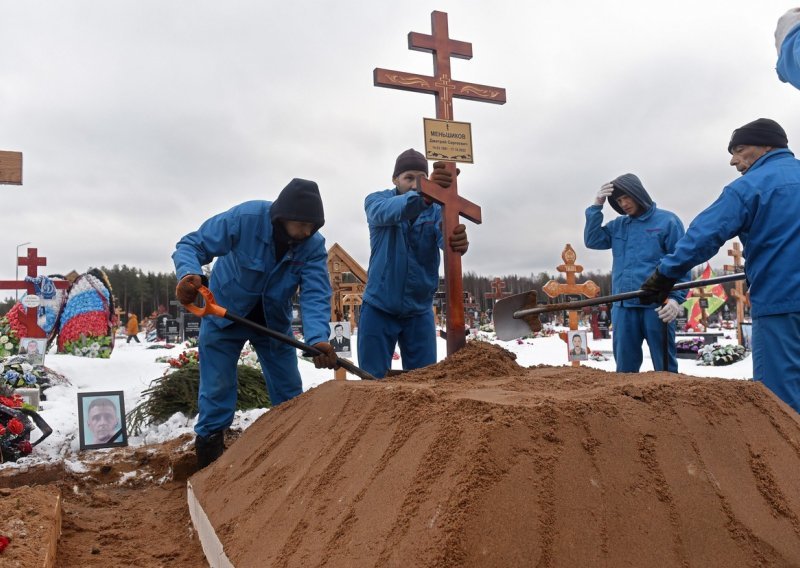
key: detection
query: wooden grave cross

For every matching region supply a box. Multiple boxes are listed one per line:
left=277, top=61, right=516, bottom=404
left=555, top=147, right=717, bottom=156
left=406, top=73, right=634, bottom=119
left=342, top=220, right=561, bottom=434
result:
left=690, top=285, right=714, bottom=330
left=374, top=10, right=506, bottom=356
left=484, top=277, right=510, bottom=306
left=542, top=244, right=600, bottom=367
left=724, top=241, right=749, bottom=345
left=0, top=248, right=70, bottom=338
left=0, top=149, right=23, bottom=185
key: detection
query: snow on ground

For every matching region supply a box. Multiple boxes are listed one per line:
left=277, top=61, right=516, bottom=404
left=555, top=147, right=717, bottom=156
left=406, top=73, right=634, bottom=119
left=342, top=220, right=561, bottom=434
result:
left=0, top=326, right=752, bottom=472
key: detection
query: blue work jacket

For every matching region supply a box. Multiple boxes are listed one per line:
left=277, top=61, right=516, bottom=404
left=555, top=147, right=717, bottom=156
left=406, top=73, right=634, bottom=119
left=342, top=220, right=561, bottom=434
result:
left=659, top=149, right=800, bottom=318
left=172, top=200, right=332, bottom=345
left=585, top=203, right=688, bottom=307
left=363, top=189, right=444, bottom=316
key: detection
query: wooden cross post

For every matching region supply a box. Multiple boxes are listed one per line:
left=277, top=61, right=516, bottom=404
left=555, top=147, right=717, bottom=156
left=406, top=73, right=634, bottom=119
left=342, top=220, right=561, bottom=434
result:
left=542, top=244, right=600, bottom=367
left=724, top=241, right=748, bottom=345
left=0, top=150, right=23, bottom=185
left=374, top=10, right=506, bottom=355
left=0, top=248, right=69, bottom=338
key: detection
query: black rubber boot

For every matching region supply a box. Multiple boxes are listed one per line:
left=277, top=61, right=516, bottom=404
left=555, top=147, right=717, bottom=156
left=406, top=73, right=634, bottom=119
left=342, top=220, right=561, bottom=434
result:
left=195, top=431, right=225, bottom=469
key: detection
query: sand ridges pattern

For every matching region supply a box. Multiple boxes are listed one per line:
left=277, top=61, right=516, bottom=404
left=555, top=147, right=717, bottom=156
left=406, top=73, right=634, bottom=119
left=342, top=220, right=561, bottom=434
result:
left=191, top=342, right=800, bottom=567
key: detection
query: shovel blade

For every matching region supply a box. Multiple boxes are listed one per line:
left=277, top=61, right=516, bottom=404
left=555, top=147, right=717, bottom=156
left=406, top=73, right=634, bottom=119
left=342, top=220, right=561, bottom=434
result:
left=493, top=290, right=539, bottom=341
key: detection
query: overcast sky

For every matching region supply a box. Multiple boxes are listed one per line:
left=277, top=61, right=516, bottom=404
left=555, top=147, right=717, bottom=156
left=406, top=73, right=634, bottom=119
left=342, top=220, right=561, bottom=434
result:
left=2, top=1, right=799, bottom=295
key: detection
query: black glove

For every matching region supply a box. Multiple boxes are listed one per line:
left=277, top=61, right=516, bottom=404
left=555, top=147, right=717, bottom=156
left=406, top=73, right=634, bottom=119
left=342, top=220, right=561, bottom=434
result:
left=311, top=342, right=338, bottom=369
left=640, top=269, right=677, bottom=305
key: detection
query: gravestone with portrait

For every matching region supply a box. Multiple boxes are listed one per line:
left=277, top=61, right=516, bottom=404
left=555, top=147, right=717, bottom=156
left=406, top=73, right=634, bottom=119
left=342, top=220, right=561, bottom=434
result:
left=156, top=314, right=170, bottom=340
left=183, top=313, right=201, bottom=341
left=164, top=318, right=181, bottom=343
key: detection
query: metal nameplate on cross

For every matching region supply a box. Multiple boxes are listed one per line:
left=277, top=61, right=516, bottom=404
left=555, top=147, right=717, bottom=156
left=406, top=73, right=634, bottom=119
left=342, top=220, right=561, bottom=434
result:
left=373, top=10, right=506, bottom=355
left=0, top=150, right=23, bottom=185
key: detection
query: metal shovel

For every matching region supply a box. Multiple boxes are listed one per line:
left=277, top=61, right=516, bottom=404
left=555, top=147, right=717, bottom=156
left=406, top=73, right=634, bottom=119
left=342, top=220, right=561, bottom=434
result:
left=493, top=273, right=746, bottom=341
left=182, top=286, right=377, bottom=381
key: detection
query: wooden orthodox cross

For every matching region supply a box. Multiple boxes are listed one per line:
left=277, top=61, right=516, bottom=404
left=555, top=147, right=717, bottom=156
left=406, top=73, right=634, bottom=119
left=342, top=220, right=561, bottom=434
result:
left=374, top=10, right=506, bottom=355
left=724, top=241, right=748, bottom=345
left=542, top=244, right=600, bottom=367
left=327, top=243, right=367, bottom=380
left=0, top=150, right=23, bottom=185
left=0, top=248, right=70, bottom=338
left=690, top=286, right=714, bottom=330
left=484, top=277, right=510, bottom=307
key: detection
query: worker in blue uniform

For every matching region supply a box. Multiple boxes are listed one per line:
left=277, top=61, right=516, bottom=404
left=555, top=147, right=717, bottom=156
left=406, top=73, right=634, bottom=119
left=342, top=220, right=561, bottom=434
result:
left=173, top=178, right=338, bottom=468
left=585, top=173, right=688, bottom=372
left=641, top=118, right=800, bottom=414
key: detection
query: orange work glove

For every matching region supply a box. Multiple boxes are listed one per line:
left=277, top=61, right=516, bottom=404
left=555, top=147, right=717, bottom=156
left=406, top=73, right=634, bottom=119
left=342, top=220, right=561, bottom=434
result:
left=449, top=223, right=469, bottom=254
left=176, top=274, right=202, bottom=304
left=311, top=342, right=338, bottom=369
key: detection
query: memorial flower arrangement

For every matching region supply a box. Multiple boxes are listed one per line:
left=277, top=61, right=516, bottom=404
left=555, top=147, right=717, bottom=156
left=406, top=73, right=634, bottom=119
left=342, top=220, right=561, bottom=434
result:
left=57, top=270, right=114, bottom=358
left=0, top=327, right=18, bottom=359
left=0, top=307, right=25, bottom=353
left=677, top=337, right=705, bottom=354
left=238, top=343, right=261, bottom=370
left=62, top=334, right=112, bottom=359
left=0, top=356, right=69, bottom=394
left=588, top=350, right=608, bottom=361
left=696, top=343, right=748, bottom=366
left=166, top=349, right=199, bottom=370
left=0, top=389, right=34, bottom=463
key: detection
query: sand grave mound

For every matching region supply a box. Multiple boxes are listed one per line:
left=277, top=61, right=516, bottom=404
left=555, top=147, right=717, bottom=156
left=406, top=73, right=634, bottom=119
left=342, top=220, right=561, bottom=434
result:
left=190, top=342, right=800, bottom=567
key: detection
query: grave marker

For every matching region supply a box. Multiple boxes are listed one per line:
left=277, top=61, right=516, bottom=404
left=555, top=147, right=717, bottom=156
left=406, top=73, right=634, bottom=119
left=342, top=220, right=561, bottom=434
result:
left=724, top=241, right=748, bottom=345
left=374, top=10, right=506, bottom=356
left=0, top=248, right=69, bottom=338
left=542, top=244, right=600, bottom=367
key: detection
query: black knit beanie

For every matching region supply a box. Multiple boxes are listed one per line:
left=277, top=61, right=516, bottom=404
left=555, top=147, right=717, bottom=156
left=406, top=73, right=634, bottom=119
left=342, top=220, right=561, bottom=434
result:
left=727, top=118, right=788, bottom=154
left=392, top=148, right=429, bottom=178
left=270, top=178, right=325, bottom=231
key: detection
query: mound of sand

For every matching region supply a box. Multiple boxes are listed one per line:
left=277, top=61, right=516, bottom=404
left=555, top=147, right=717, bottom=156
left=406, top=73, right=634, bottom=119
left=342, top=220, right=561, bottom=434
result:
left=191, top=342, right=800, bottom=567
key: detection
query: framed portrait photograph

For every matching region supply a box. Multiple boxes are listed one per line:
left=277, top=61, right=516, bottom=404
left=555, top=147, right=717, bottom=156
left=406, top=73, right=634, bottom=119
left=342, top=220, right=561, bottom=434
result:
left=740, top=322, right=753, bottom=351
left=329, top=321, right=352, bottom=358
left=19, top=337, right=46, bottom=366
left=567, top=329, right=589, bottom=362
left=77, top=391, right=128, bottom=450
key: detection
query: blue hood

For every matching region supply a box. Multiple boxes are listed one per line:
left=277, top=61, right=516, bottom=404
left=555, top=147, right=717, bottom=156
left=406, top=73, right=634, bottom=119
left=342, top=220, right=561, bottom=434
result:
left=609, top=173, right=654, bottom=216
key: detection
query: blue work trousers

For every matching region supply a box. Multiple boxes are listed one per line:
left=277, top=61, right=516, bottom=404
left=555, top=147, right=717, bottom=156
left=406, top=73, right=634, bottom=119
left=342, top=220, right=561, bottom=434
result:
left=612, top=305, right=677, bottom=372
left=357, top=302, right=436, bottom=379
left=752, top=312, right=800, bottom=414
left=195, top=320, right=302, bottom=437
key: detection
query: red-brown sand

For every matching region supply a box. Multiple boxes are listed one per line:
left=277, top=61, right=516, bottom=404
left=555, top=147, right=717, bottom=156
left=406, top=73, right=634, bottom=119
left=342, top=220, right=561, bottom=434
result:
left=191, top=342, right=800, bottom=567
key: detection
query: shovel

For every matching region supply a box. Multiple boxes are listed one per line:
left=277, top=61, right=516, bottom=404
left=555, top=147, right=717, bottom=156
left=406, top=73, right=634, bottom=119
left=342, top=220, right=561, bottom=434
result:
left=182, top=286, right=377, bottom=381
left=493, top=273, right=746, bottom=341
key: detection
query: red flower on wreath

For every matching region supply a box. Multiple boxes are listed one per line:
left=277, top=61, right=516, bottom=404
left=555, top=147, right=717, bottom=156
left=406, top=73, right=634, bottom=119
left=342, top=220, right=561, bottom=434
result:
left=18, top=440, right=32, bottom=455
left=0, top=424, right=5, bottom=436
left=0, top=534, right=10, bottom=553
left=6, top=418, right=24, bottom=436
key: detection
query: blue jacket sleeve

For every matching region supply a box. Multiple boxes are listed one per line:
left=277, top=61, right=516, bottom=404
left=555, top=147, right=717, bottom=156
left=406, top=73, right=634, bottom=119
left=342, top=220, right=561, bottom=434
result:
left=584, top=205, right=612, bottom=249
left=777, top=26, right=800, bottom=90
left=298, top=239, right=333, bottom=346
left=658, top=189, right=749, bottom=280
left=172, top=207, right=241, bottom=279
left=365, top=190, right=431, bottom=227
left=663, top=215, right=689, bottom=303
